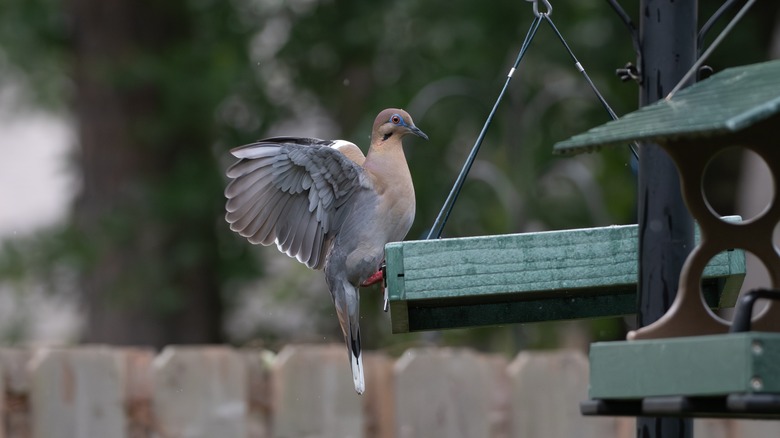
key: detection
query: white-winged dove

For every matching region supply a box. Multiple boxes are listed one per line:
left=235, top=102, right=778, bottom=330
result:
left=225, top=108, right=427, bottom=394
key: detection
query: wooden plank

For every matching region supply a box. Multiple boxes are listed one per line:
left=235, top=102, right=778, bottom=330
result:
left=394, top=348, right=505, bottom=438
left=241, top=349, right=274, bottom=438
left=0, top=354, right=6, bottom=438
left=29, top=346, right=126, bottom=438
left=387, top=218, right=744, bottom=333
left=0, top=348, right=32, bottom=438
left=693, top=418, right=780, bottom=438
left=694, top=419, right=736, bottom=438
left=271, top=344, right=362, bottom=438
left=483, top=355, right=511, bottom=438
left=553, top=60, right=780, bottom=154
left=363, top=353, right=395, bottom=438
left=386, top=241, right=409, bottom=334
left=508, top=350, right=616, bottom=438
left=734, top=419, right=780, bottom=437
left=589, top=332, right=780, bottom=399
left=152, top=346, right=247, bottom=438
left=120, top=348, right=154, bottom=438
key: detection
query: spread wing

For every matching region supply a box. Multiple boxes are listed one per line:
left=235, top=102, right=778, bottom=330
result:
left=225, top=137, right=371, bottom=269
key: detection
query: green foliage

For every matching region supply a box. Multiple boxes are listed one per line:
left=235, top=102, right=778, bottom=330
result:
left=0, top=0, right=776, bottom=349
left=0, top=0, right=69, bottom=108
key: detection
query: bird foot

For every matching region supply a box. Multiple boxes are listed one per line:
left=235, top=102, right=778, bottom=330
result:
left=360, top=270, right=384, bottom=287
left=359, top=264, right=390, bottom=312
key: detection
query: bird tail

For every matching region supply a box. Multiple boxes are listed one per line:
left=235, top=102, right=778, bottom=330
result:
left=348, top=324, right=365, bottom=395
left=328, top=276, right=365, bottom=394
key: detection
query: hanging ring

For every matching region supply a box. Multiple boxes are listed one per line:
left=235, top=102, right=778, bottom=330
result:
left=526, top=0, right=552, bottom=17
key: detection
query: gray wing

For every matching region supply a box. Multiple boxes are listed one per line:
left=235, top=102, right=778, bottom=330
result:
left=225, top=137, right=371, bottom=269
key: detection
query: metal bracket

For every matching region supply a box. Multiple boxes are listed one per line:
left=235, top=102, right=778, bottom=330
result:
left=731, top=289, right=780, bottom=333
left=525, top=0, right=552, bottom=17
left=616, top=62, right=641, bottom=83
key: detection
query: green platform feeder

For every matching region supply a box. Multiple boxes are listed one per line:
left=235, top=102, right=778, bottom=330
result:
left=554, top=59, right=780, bottom=418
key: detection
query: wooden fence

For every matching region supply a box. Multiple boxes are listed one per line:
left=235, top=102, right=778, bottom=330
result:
left=0, top=345, right=776, bottom=438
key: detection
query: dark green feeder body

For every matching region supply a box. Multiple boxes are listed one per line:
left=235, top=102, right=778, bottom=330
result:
left=555, top=59, right=780, bottom=418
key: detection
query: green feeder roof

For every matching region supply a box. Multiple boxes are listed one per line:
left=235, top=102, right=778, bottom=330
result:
left=554, top=59, right=780, bottom=155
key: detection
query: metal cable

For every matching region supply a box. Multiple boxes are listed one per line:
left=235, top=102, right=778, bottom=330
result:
left=427, top=2, right=648, bottom=239
left=667, top=0, right=756, bottom=100
left=542, top=15, right=639, bottom=159
left=698, top=0, right=743, bottom=56
left=426, top=15, right=543, bottom=240
left=606, top=0, right=640, bottom=57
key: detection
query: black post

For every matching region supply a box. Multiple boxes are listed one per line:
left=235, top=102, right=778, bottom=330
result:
left=636, top=1, right=697, bottom=438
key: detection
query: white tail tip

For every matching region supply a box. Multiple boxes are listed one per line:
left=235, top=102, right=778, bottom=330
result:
left=351, top=352, right=365, bottom=394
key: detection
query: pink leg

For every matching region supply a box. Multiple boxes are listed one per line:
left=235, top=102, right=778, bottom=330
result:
left=360, top=270, right=384, bottom=287
left=360, top=262, right=386, bottom=287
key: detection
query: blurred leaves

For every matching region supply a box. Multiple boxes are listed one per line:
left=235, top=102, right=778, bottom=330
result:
left=0, top=0, right=69, bottom=108
left=0, top=0, right=777, bottom=348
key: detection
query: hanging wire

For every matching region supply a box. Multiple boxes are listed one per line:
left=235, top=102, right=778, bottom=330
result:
left=541, top=15, right=640, bottom=160
left=698, top=0, right=743, bottom=57
left=427, top=0, right=643, bottom=239
left=667, top=0, right=756, bottom=100
left=605, top=0, right=640, bottom=58
left=425, top=15, right=543, bottom=240
left=428, top=0, right=754, bottom=240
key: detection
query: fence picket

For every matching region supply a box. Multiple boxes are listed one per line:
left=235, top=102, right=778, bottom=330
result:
left=363, top=353, right=395, bottom=438
left=121, top=348, right=154, bottom=438
left=0, top=348, right=31, bottom=438
left=152, top=346, right=246, bottom=438
left=508, top=350, right=616, bottom=438
left=733, top=419, right=780, bottom=438
left=241, top=349, right=274, bottom=438
left=0, top=345, right=772, bottom=438
left=29, top=346, right=126, bottom=438
left=394, top=348, right=503, bottom=438
left=0, top=354, right=6, bottom=438
left=272, top=344, right=363, bottom=438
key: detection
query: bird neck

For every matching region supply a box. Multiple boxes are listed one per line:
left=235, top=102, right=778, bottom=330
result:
left=363, top=139, right=410, bottom=186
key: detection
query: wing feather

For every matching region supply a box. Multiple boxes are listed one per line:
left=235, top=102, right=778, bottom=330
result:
left=225, top=138, right=369, bottom=269
left=276, top=194, right=307, bottom=252
left=225, top=162, right=275, bottom=200
left=279, top=196, right=316, bottom=265
left=247, top=189, right=292, bottom=236
left=297, top=213, right=319, bottom=266
left=225, top=173, right=277, bottom=216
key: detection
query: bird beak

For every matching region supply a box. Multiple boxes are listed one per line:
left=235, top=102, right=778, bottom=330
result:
left=409, top=125, right=429, bottom=141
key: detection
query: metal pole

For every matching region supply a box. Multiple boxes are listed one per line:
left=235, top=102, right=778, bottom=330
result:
left=637, top=1, right=697, bottom=437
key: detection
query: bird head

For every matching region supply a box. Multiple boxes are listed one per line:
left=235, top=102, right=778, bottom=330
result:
left=373, top=108, right=428, bottom=143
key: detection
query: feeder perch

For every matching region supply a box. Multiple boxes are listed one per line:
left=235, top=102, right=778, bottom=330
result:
left=385, top=221, right=743, bottom=334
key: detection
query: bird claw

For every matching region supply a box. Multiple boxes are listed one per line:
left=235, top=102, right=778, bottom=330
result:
left=360, top=270, right=384, bottom=287
left=359, top=265, right=390, bottom=312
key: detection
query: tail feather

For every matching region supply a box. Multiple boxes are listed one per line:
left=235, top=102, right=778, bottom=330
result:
left=327, top=275, right=365, bottom=394
left=349, top=330, right=365, bottom=394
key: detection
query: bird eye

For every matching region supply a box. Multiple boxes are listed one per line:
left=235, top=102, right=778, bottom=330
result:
left=390, top=114, right=401, bottom=125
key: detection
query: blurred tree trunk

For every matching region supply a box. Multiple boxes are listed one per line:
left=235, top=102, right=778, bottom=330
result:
left=69, top=0, right=223, bottom=347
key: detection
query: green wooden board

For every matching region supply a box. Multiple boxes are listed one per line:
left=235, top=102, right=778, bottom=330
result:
left=588, top=332, right=780, bottom=399
left=386, top=218, right=744, bottom=333
left=554, top=60, right=780, bottom=155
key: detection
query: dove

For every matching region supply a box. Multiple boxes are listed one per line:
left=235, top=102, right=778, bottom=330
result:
left=225, top=108, right=427, bottom=394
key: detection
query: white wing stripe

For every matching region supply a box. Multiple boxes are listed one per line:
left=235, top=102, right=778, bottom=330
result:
left=226, top=155, right=276, bottom=178
left=231, top=145, right=280, bottom=160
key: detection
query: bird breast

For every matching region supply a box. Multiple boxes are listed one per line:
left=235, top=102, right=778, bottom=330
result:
left=364, top=150, right=416, bottom=242
left=338, top=152, right=415, bottom=283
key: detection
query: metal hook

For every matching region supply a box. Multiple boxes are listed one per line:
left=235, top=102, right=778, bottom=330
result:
left=526, top=0, right=552, bottom=17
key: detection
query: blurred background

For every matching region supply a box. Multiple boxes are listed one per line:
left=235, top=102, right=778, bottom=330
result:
left=0, top=0, right=777, bottom=356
